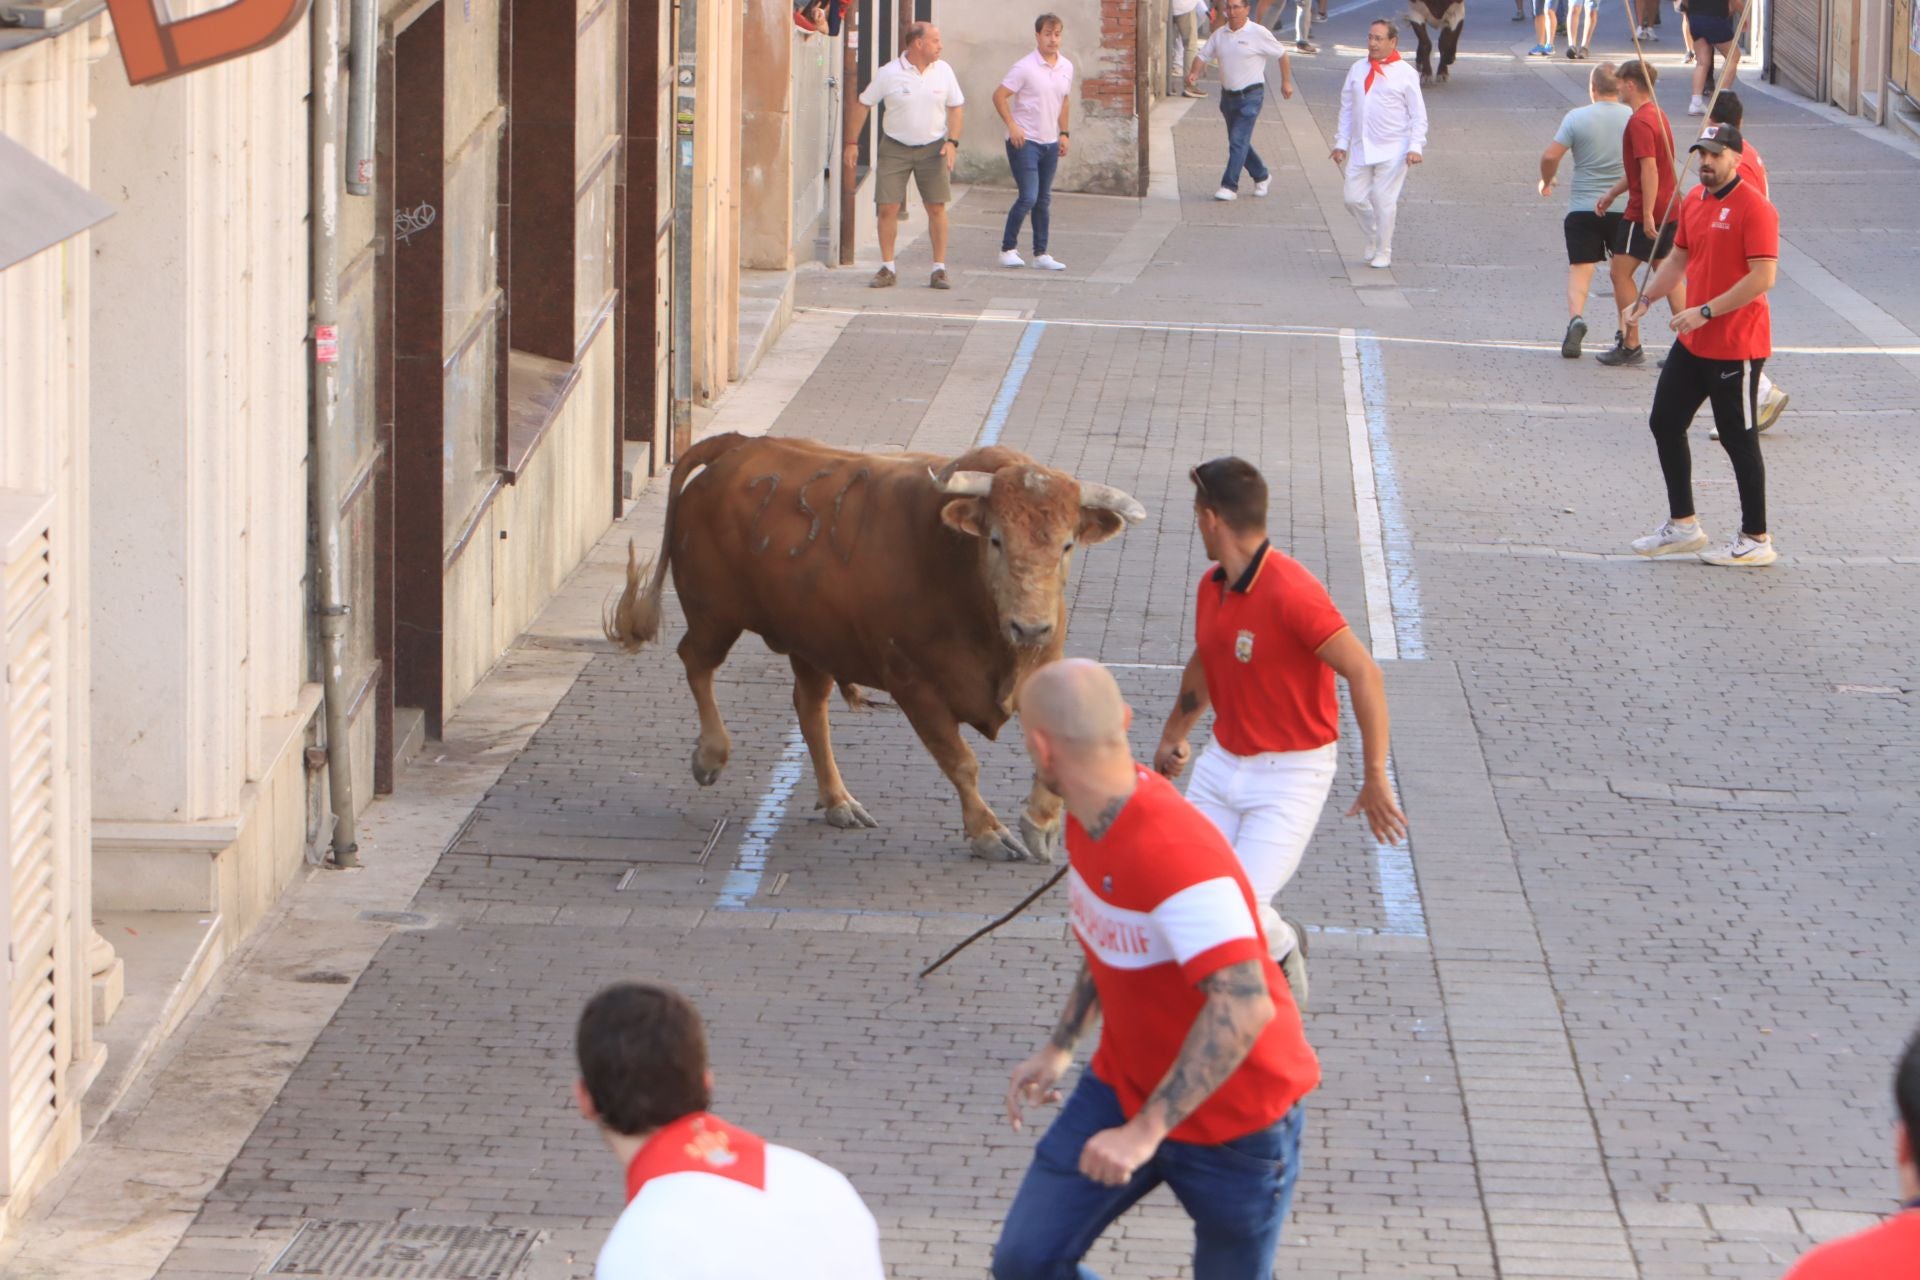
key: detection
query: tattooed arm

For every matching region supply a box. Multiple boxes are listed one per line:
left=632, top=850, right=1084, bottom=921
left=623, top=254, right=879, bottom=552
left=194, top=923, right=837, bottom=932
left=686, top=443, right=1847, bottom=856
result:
left=1076, top=960, right=1275, bottom=1184
left=1005, top=963, right=1101, bottom=1132
left=1153, top=652, right=1211, bottom=778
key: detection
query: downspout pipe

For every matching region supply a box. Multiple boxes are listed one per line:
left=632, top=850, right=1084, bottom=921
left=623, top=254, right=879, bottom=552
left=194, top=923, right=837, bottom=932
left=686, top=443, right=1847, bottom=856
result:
left=345, top=0, right=376, bottom=194
left=309, top=0, right=361, bottom=867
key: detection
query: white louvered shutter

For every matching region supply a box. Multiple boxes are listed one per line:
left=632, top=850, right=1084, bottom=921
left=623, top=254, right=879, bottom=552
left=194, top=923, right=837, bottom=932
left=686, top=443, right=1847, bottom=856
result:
left=0, top=490, right=63, bottom=1196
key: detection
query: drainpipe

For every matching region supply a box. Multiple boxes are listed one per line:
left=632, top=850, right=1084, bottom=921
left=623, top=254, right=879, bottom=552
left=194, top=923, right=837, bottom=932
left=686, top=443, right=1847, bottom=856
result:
left=309, top=0, right=361, bottom=868
left=670, top=0, right=698, bottom=450
left=838, top=0, right=857, bottom=265
left=345, top=0, right=376, bottom=194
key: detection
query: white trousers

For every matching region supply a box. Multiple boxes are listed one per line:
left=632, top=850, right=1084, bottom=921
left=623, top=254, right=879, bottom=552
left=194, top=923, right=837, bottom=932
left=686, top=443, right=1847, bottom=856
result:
left=1343, top=154, right=1410, bottom=254
left=1186, top=740, right=1337, bottom=959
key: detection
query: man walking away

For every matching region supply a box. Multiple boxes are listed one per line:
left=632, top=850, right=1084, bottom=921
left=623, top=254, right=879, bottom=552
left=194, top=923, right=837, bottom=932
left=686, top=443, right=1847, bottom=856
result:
left=1333, top=20, right=1427, bottom=269
left=1705, top=91, right=1788, bottom=434
left=1279, top=0, right=1319, bottom=53
left=1154, top=457, right=1406, bottom=1011
left=1187, top=0, right=1295, bottom=202
left=995, top=14, right=1073, bottom=272
left=576, top=983, right=886, bottom=1279
left=1171, top=0, right=1209, bottom=95
left=1780, top=1026, right=1920, bottom=1278
left=1528, top=0, right=1560, bottom=55
left=1539, top=62, right=1632, bottom=357
left=993, top=659, right=1319, bottom=1280
left=1594, top=58, right=1683, bottom=365
left=1625, top=124, right=1780, bottom=567
left=845, top=22, right=965, bottom=290
left=1407, top=0, right=1465, bottom=83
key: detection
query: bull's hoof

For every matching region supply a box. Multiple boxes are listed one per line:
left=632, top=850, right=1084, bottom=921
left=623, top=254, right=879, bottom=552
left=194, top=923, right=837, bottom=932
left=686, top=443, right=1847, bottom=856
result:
left=969, top=826, right=1032, bottom=863
left=690, top=748, right=723, bottom=787
left=822, top=799, right=878, bottom=829
left=1018, top=814, right=1061, bottom=865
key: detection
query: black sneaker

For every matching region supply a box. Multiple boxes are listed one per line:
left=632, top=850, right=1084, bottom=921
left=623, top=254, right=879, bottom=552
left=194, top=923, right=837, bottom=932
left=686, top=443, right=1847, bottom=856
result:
left=1595, top=341, right=1645, bottom=367
left=1562, top=316, right=1588, bottom=358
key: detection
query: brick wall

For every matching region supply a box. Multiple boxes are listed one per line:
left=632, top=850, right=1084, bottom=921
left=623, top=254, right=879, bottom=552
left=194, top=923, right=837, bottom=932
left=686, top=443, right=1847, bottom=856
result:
left=1082, top=0, right=1138, bottom=112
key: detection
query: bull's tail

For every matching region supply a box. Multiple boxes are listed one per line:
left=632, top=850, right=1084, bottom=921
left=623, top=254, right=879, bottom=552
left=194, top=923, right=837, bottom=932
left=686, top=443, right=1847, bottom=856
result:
left=604, top=432, right=751, bottom=653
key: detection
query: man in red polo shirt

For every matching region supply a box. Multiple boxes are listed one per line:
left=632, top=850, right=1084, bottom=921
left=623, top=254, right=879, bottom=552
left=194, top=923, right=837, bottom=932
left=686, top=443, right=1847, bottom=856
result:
left=1594, top=58, right=1685, bottom=366
left=1705, top=91, right=1790, bottom=436
left=1780, top=1027, right=1920, bottom=1277
left=575, top=983, right=885, bottom=1279
left=996, top=658, right=1316, bottom=1280
left=1152, top=457, right=1406, bottom=1009
left=1625, top=122, right=1781, bottom=566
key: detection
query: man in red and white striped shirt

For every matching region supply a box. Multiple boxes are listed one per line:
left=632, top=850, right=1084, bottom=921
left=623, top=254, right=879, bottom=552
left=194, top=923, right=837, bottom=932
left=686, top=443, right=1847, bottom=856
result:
left=993, top=659, right=1317, bottom=1280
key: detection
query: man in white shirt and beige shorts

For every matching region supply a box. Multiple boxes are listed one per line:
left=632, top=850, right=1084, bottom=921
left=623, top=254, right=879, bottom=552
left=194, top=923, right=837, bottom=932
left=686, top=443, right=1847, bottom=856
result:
left=846, top=22, right=965, bottom=290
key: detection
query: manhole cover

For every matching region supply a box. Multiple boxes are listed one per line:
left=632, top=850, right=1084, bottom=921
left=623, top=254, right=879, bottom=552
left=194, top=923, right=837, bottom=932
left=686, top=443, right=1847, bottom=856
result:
left=269, top=1221, right=541, bottom=1278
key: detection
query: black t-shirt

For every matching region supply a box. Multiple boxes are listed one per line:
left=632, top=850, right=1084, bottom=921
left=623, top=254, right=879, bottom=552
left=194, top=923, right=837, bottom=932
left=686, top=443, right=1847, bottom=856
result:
left=1688, top=0, right=1731, bottom=19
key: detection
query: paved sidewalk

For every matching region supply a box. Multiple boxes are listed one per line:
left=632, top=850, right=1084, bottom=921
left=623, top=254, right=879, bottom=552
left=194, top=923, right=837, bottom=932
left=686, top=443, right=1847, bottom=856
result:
left=8, top=6, right=1919, bottom=1279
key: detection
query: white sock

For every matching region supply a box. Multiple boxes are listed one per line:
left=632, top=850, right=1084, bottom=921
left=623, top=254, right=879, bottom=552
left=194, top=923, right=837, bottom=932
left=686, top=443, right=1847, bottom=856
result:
left=882, top=260, right=896, bottom=272
left=932, top=262, right=946, bottom=272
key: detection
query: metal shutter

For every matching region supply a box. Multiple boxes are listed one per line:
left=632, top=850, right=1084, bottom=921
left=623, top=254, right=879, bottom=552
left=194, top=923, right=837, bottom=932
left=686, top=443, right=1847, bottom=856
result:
left=1771, top=0, right=1828, bottom=99
left=1, top=492, right=63, bottom=1196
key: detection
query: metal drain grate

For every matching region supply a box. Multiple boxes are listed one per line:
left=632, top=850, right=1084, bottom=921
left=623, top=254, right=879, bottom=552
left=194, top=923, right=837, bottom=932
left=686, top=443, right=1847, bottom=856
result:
left=269, top=1221, right=541, bottom=1278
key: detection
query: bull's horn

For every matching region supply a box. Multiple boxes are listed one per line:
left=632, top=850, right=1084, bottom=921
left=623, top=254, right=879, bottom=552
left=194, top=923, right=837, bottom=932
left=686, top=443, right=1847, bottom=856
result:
left=1078, top=482, right=1147, bottom=524
left=930, top=466, right=995, bottom=497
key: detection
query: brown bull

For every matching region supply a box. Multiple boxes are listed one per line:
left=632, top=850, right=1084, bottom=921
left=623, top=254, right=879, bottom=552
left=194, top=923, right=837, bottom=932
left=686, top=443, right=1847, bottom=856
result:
left=604, top=432, right=1146, bottom=862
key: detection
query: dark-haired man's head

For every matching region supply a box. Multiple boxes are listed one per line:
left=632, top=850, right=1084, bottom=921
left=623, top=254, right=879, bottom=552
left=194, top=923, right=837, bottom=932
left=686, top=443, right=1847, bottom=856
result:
left=1616, top=58, right=1657, bottom=103
left=1708, top=90, right=1744, bottom=127
left=1189, top=457, right=1268, bottom=560
left=1897, top=1027, right=1920, bottom=1200
left=574, top=983, right=713, bottom=1150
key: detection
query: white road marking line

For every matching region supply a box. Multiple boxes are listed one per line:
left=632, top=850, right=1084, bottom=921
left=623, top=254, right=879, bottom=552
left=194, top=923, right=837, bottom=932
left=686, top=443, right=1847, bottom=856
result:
left=1340, top=329, right=1400, bottom=662
left=714, top=727, right=809, bottom=910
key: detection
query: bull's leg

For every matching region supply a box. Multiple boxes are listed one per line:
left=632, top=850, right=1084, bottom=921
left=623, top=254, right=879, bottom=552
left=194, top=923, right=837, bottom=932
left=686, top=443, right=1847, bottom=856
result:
left=678, top=622, right=741, bottom=785
left=891, top=682, right=1032, bottom=863
left=1020, top=779, right=1066, bottom=866
left=790, top=657, right=877, bottom=830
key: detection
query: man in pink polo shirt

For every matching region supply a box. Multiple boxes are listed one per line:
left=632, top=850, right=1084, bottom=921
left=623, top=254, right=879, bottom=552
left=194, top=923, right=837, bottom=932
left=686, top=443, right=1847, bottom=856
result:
left=992, top=13, right=1074, bottom=271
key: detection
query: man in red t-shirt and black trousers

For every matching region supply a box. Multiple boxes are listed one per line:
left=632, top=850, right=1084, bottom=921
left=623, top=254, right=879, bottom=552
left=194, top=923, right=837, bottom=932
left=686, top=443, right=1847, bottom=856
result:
left=995, top=659, right=1316, bottom=1280
left=1625, top=122, right=1781, bottom=566
left=1594, top=59, right=1686, bottom=366
left=1779, top=1026, right=1920, bottom=1277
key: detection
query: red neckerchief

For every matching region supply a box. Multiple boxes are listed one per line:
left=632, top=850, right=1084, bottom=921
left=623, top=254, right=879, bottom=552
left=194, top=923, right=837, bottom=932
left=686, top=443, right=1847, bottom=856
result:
left=624, top=1112, right=768, bottom=1203
left=1364, top=49, right=1401, bottom=92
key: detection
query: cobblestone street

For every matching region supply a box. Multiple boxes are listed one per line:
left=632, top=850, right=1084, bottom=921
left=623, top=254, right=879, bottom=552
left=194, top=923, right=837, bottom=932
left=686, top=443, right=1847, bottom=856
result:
left=9, top=7, right=1920, bottom=1279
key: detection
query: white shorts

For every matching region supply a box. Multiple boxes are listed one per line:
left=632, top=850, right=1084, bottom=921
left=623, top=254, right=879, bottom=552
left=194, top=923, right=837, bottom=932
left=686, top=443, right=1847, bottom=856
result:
left=1185, top=740, right=1338, bottom=954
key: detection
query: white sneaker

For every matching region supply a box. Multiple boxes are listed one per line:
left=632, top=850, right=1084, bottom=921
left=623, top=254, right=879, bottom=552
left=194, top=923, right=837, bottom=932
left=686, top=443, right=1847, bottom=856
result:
left=1756, top=388, right=1789, bottom=431
left=1699, top=533, right=1778, bottom=567
left=1363, top=239, right=1379, bottom=262
left=1031, top=253, right=1066, bottom=271
left=1370, top=252, right=1392, bottom=269
left=999, top=249, right=1025, bottom=268
left=1253, top=177, right=1271, bottom=196
left=1688, top=94, right=1707, bottom=115
left=1214, top=186, right=1238, bottom=201
left=1631, top=519, right=1710, bottom=557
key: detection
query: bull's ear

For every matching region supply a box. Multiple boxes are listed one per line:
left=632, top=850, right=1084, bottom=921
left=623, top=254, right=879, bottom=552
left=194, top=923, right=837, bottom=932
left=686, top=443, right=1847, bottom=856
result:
left=1076, top=508, right=1128, bottom=546
left=940, top=497, right=989, bottom=538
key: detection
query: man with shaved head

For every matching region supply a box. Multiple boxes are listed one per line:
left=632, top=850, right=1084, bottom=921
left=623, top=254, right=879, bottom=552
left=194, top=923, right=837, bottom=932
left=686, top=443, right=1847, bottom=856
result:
left=993, top=659, right=1318, bottom=1280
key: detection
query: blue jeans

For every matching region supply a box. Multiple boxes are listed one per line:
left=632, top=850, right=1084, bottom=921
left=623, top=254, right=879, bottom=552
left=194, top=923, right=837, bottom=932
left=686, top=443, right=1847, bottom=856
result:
left=1002, top=140, right=1061, bottom=254
left=992, top=1073, right=1304, bottom=1280
left=1219, top=85, right=1269, bottom=191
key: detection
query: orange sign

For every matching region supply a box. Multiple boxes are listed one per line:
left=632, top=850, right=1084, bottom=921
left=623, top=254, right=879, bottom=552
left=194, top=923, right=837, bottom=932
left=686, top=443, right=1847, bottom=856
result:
left=106, top=0, right=309, bottom=86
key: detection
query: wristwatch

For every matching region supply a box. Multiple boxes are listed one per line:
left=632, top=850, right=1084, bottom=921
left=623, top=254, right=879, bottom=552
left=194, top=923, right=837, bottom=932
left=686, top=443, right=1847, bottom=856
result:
left=1699, top=303, right=1714, bottom=319
left=1059, top=130, right=1070, bottom=137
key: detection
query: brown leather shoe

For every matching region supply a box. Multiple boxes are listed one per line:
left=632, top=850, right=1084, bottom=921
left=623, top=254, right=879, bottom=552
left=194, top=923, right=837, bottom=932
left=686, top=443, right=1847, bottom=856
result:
left=929, top=268, right=951, bottom=290
left=869, top=266, right=896, bottom=288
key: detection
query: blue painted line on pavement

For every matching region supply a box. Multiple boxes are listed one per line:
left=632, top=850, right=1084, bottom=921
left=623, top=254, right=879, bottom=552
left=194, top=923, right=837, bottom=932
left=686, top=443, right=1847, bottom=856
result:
left=1356, top=332, right=1427, bottom=661
left=977, top=321, right=1048, bottom=447
left=713, top=727, right=808, bottom=910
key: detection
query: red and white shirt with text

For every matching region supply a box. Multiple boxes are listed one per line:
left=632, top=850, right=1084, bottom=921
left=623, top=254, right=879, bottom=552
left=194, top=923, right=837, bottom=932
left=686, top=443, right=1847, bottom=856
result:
left=1069, top=768, right=1320, bottom=1145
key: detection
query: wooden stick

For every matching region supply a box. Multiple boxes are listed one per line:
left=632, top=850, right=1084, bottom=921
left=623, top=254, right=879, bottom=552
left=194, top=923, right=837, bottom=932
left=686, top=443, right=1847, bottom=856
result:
left=918, top=866, right=1069, bottom=979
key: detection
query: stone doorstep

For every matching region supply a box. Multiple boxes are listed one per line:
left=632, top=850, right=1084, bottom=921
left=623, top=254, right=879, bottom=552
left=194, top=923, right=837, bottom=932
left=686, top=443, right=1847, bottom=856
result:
left=80, top=910, right=226, bottom=1138
left=737, top=266, right=797, bottom=388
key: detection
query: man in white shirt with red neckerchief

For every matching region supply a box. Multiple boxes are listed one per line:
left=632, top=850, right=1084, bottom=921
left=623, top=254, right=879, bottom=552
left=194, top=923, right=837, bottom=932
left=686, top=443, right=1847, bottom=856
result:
left=1332, top=18, right=1428, bottom=269
left=1153, top=457, right=1406, bottom=1011
left=994, top=659, right=1317, bottom=1280
left=1185, top=0, right=1295, bottom=203
left=576, top=983, right=885, bottom=1279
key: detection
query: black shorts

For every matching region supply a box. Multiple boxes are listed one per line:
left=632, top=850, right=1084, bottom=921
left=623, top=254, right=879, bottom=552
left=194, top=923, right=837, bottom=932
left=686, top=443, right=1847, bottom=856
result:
left=1689, top=12, right=1736, bottom=42
left=1565, top=210, right=1624, bottom=264
left=1616, top=218, right=1677, bottom=262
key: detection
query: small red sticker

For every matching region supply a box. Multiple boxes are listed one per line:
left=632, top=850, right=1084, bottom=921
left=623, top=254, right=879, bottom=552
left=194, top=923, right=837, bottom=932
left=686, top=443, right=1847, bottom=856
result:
left=315, top=324, right=339, bottom=364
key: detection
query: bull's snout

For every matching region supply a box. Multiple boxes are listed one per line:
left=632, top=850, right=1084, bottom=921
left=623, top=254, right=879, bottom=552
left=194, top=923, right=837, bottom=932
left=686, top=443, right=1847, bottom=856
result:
left=1007, top=618, right=1055, bottom=647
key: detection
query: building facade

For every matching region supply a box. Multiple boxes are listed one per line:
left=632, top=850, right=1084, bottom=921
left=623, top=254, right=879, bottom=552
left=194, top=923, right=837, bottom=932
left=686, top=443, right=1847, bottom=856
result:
left=0, top=0, right=842, bottom=1230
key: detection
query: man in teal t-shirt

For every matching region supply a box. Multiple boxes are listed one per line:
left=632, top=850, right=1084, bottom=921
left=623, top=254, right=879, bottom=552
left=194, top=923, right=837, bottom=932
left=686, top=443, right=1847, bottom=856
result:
left=1538, top=62, right=1634, bottom=358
